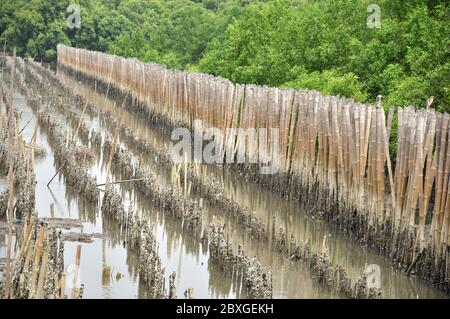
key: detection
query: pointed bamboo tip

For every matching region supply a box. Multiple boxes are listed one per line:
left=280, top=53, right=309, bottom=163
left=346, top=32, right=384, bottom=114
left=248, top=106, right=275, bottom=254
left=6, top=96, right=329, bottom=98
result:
left=376, top=95, right=382, bottom=109
left=426, top=96, right=434, bottom=109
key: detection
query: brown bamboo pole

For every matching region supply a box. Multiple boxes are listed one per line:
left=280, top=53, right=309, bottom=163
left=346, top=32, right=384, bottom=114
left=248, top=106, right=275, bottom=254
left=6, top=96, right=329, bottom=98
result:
left=71, top=245, right=82, bottom=299
left=29, top=227, right=46, bottom=298
left=35, top=245, right=50, bottom=299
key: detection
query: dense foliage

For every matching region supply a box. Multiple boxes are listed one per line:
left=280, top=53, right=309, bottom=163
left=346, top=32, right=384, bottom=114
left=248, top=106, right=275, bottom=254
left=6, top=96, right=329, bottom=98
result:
left=1, top=0, right=449, bottom=111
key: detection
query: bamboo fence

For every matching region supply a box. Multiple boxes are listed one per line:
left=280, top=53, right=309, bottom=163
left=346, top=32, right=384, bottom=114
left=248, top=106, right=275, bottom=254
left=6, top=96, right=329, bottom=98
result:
left=57, top=45, right=450, bottom=285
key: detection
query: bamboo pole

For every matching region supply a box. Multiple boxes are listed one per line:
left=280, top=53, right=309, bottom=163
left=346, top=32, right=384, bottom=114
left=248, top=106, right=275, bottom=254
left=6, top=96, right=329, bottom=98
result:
left=71, top=245, right=81, bottom=299
left=29, top=227, right=46, bottom=298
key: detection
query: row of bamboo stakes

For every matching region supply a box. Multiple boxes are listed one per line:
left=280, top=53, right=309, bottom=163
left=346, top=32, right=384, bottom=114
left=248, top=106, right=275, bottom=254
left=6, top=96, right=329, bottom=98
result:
left=1, top=51, right=82, bottom=299
left=56, top=45, right=449, bottom=282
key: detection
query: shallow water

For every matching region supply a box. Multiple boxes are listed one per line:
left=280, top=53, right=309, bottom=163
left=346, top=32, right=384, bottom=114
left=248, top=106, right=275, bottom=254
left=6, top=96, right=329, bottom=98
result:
left=1, top=66, right=447, bottom=299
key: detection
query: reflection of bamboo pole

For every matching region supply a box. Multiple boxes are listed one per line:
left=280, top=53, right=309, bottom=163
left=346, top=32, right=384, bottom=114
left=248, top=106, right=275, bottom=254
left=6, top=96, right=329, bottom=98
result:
left=71, top=245, right=81, bottom=299
left=102, top=236, right=111, bottom=287
left=35, top=245, right=50, bottom=299
left=60, top=273, right=66, bottom=299
left=71, top=100, right=88, bottom=145
left=107, top=118, right=121, bottom=174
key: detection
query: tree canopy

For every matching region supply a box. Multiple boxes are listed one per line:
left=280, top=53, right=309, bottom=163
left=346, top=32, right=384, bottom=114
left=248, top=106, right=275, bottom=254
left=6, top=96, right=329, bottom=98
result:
left=1, top=0, right=448, bottom=111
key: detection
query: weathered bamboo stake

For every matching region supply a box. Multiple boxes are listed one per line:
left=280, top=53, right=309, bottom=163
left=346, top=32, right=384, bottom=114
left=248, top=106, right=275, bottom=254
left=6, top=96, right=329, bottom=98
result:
left=1, top=35, right=6, bottom=77
left=71, top=245, right=81, bottom=299
left=106, top=119, right=120, bottom=174
left=3, top=169, right=14, bottom=297
left=25, top=115, right=40, bottom=187
left=29, top=227, right=46, bottom=298
left=70, top=100, right=88, bottom=145
left=381, top=106, right=396, bottom=216
left=417, top=111, right=435, bottom=244
left=35, top=245, right=50, bottom=299
left=60, top=273, right=66, bottom=299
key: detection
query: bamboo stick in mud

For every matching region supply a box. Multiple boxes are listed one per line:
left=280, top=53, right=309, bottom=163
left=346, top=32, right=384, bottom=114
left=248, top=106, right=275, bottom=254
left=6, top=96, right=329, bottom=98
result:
left=29, top=227, right=46, bottom=298
left=71, top=245, right=81, bottom=299
left=4, top=48, right=17, bottom=299
left=26, top=113, right=40, bottom=185
left=380, top=107, right=395, bottom=217
left=60, top=273, right=66, bottom=299
left=71, top=100, right=89, bottom=145
left=35, top=245, right=50, bottom=299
